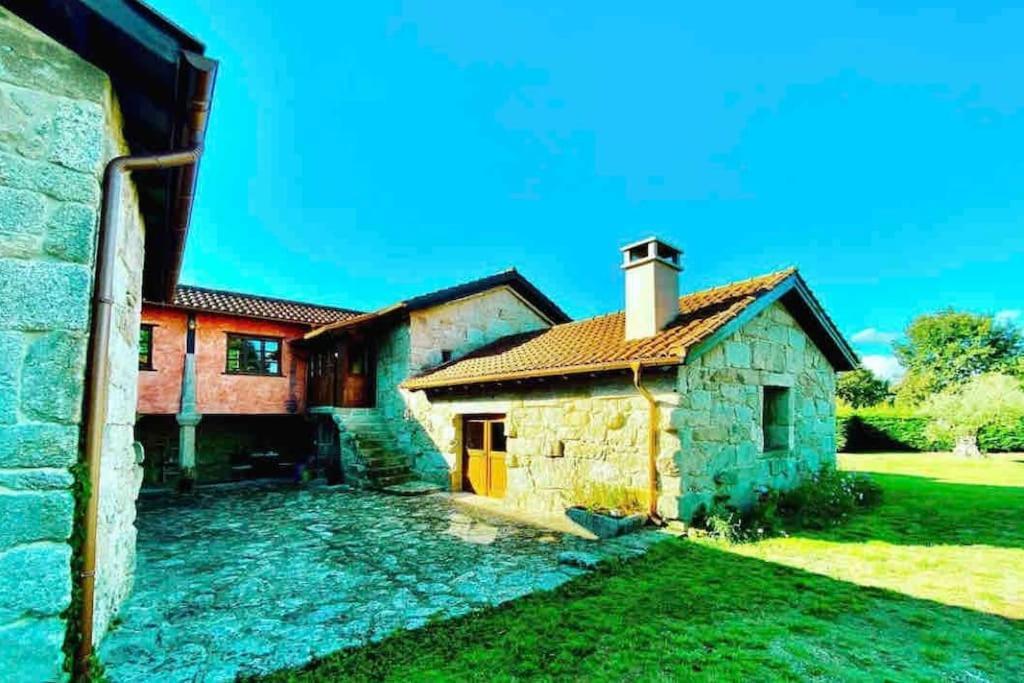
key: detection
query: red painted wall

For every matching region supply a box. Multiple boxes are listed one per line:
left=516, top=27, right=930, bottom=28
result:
left=138, top=305, right=310, bottom=415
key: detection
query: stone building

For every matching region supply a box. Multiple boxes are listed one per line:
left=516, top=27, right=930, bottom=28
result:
left=135, top=237, right=854, bottom=518
left=296, top=238, right=856, bottom=520
left=0, top=2, right=216, bottom=679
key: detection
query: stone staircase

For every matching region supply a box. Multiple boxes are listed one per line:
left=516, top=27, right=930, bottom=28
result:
left=328, top=408, right=415, bottom=490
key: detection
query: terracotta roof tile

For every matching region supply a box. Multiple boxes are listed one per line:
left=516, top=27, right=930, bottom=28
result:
left=169, top=285, right=363, bottom=326
left=404, top=268, right=798, bottom=389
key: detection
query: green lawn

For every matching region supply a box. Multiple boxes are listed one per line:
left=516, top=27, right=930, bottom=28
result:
left=265, top=453, right=1024, bottom=682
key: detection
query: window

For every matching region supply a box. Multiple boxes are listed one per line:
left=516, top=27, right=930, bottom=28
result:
left=440, top=349, right=453, bottom=363
left=762, top=386, right=792, bottom=452
left=226, top=334, right=281, bottom=376
left=139, top=324, right=154, bottom=370
left=490, top=420, right=507, bottom=452
left=466, top=420, right=485, bottom=450
left=348, top=343, right=366, bottom=375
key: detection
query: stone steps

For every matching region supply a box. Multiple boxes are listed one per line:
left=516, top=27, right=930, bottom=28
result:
left=330, top=409, right=414, bottom=491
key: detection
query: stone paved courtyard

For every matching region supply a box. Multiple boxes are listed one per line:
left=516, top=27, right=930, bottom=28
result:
left=100, top=484, right=663, bottom=682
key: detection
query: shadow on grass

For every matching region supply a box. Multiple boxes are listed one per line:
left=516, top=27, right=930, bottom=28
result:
left=257, top=540, right=1024, bottom=682
left=805, top=472, right=1024, bottom=550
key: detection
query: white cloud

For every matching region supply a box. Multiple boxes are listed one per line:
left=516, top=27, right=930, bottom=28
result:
left=861, top=354, right=905, bottom=382
left=995, top=309, right=1021, bottom=326
left=851, top=327, right=899, bottom=345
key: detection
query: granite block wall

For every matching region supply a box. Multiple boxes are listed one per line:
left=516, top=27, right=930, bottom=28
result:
left=391, top=300, right=837, bottom=521
left=0, top=7, right=147, bottom=678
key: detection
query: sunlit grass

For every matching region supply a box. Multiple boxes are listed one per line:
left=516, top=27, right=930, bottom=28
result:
left=720, top=452, right=1024, bottom=619
left=264, top=453, right=1024, bottom=682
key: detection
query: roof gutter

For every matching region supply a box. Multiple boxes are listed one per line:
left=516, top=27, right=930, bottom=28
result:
left=164, top=51, right=217, bottom=301
left=75, top=65, right=215, bottom=678
left=402, top=357, right=681, bottom=391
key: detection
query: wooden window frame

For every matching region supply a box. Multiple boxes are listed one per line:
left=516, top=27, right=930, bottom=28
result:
left=224, top=333, right=285, bottom=377
left=139, top=324, right=155, bottom=371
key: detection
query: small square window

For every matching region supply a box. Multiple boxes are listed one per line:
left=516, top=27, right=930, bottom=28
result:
left=440, top=349, right=453, bottom=363
left=762, top=386, right=792, bottom=452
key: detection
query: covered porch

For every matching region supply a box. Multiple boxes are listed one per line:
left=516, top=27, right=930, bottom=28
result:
left=302, top=332, right=376, bottom=409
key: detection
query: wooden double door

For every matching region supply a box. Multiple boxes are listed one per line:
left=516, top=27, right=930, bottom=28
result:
left=307, top=338, right=374, bottom=408
left=462, top=415, right=507, bottom=498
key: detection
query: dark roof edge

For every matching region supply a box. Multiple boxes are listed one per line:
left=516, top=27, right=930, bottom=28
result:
left=160, top=53, right=217, bottom=301
left=787, top=275, right=859, bottom=371
left=685, top=272, right=858, bottom=371
left=304, top=269, right=572, bottom=342
left=403, top=269, right=571, bottom=324
left=130, top=0, right=205, bottom=52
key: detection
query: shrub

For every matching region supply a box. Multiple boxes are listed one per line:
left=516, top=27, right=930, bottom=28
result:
left=775, top=466, right=882, bottom=530
left=838, top=413, right=949, bottom=452
left=921, top=373, right=1024, bottom=451
left=692, top=466, right=882, bottom=542
left=837, top=380, right=1024, bottom=453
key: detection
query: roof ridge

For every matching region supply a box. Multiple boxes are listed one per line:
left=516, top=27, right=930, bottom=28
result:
left=542, top=266, right=799, bottom=330
left=679, top=266, right=797, bottom=299
left=175, top=284, right=364, bottom=314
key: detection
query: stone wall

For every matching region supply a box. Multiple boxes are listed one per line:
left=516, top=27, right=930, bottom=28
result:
left=376, top=287, right=552, bottom=485
left=0, top=8, right=146, bottom=678
left=404, top=373, right=679, bottom=512
left=669, top=301, right=837, bottom=518
left=395, top=301, right=836, bottom=520
left=407, top=286, right=551, bottom=374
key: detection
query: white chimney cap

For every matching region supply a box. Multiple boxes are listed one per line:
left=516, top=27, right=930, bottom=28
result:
left=620, top=236, right=683, bottom=271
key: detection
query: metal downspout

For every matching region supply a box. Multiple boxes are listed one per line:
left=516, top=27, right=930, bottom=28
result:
left=76, top=69, right=214, bottom=677
left=631, top=362, right=664, bottom=525
left=76, top=149, right=202, bottom=674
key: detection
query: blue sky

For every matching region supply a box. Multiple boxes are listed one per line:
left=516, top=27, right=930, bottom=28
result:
left=151, top=1, right=1024, bottom=380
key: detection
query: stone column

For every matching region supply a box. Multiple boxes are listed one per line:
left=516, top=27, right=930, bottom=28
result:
left=176, top=316, right=201, bottom=490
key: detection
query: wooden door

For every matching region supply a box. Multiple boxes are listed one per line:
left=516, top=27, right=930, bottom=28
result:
left=308, top=344, right=342, bottom=407
left=462, top=415, right=507, bottom=498
left=342, top=341, right=373, bottom=407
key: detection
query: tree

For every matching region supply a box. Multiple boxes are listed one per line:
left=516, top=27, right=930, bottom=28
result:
left=921, top=373, right=1024, bottom=457
left=837, top=369, right=891, bottom=408
left=893, top=310, right=1023, bottom=404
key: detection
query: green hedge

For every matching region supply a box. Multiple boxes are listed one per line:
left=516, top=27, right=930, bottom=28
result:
left=837, top=412, right=1024, bottom=453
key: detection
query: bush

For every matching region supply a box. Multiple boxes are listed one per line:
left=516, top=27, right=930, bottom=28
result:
left=692, top=466, right=882, bottom=542
left=839, top=413, right=949, bottom=452
left=837, top=404, right=1024, bottom=453
left=921, top=373, right=1024, bottom=450
left=775, top=466, right=882, bottom=530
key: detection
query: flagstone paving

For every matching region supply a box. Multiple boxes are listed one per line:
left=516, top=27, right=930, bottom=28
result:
left=100, top=483, right=663, bottom=682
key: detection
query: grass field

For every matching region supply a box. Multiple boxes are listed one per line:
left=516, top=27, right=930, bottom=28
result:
left=265, top=453, right=1024, bottom=682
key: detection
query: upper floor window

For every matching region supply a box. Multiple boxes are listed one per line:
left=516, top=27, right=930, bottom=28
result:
left=139, top=324, right=155, bottom=370
left=226, top=334, right=282, bottom=376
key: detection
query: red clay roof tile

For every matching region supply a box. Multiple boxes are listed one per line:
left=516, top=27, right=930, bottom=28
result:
left=168, top=285, right=363, bottom=326
left=403, top=268, right=799, bottom=389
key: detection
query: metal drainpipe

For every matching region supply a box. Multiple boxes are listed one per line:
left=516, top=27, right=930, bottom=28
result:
left=631, top=362, right=664, bottom=525
left=76, top=73, right=213, bottom=676
left=76, top=149, right=202, bottom=674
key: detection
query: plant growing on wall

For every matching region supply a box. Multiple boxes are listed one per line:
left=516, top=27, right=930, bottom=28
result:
left=922, top=373, right=1024, bottom=458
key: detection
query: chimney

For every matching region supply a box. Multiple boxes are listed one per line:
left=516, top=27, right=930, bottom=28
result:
left=621, top=236, right=683, bottom=340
